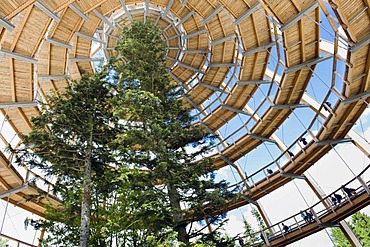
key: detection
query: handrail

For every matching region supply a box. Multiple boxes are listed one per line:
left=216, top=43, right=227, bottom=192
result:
left=0, top=233, right=38, bottom=247
left=239, top=164, right=370, bottom=245
left=1, top=149, right=59, bottom=200
left=223, top=131, right=314, bottom=192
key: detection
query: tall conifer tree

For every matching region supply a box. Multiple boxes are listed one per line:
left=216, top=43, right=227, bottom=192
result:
left=14, top=21, right=236, bottom=246
left=14, top=71, right=121, bottom=246
left=111, top=21, right=235, bottom=244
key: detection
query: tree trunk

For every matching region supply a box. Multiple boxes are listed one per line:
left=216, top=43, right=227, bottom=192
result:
left=80, top=126, right=93, bottom=247
left=167, top=183, right=189, bottom=243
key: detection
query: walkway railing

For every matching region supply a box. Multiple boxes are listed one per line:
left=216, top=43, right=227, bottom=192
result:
left=0, top=233, right=38, bottom=247
left=239, top=164, right=370, bottom=246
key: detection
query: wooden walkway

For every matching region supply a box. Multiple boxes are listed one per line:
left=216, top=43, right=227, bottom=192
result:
left=0, top=151, right=59, bottom=217
left=246, top=165, right=370, bottom=246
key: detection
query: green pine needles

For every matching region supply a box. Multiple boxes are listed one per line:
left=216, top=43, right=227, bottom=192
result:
left=14, top=21, right=237, bottom=247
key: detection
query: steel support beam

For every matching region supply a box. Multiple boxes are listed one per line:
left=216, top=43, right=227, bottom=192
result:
left=280, top=173, right=306, bottom=179
left=221, top=104, right=250, bottom=115
left=280, top=2, right=319, bottom=32
left=208, top=63, right=236, bottom=68
left=0, top=101, right=38, bottom=108
left=242, top=41, right=276, bottom=57
left=201, top=6, right=223, bottom=25
left=144, top=0, right=149, bottom=22
left=316, top=138, right=352, bottom=146
left=285, top=55, right=332, bottom=74
left=182, top=95, right=201, bottom=111
left=349, top=33, right=370, bottom=53
left=342, top=90, right=370, bottom=105
left=107, top=34, right=119, bottom=40
left=162, top=0, right=174, bottom=17
left=242, top=41, right=275, bottom=56
left=45, top=38, right=73, bottom=49
left=115, top=22, right=124, bottom=30
left=237, top=80, right=271, bottom=85
left=339, top=221, right=363, bottom=247
left=200, top=122, right=217, bottom=136
left=69, top=4, right=89, bottom=21
left=75, top=31, right=106, bottom=44
left=0, top=184, right=28, bottom=199
left=240, top=194, right=257, bottom=205
left=69, top=57, right=104, bottom=63
left=167, top=35, right=179, bottom=41
left=256, top=202, right=275, bottom=235
left=234, top=3, right=261, bottom=25
left=183, top=29, right=206, bottom=39
left=119, top=0, right=133, bottom=21
left=220, top=155, right=237, bottom=169
left=349, top=129, right=370, bottom=157
left=34, top=1, right=60, bottom=22
left=183, top=49, right=208, bottom=54
left=92, top=9, right=114, bottom=29
left=211, top=34, right=236, bottom=46
left=169, top=71, right=183, bottom=84
left=0, top=16, right=15, bottom=31
left=271, top=104, right=309, bottom=110
left=234, top=2, right=261, bottom=25
left=38, top=75, right=68, bottom=81
left=248, top=134, right=276, bottom=143
left=198, top=82, right=226, bottom=92
left=0, top=50, right=37, bottom=64
left=175, top=10, right=194, bottom=27
left=168, top=58, right=201, bottom=73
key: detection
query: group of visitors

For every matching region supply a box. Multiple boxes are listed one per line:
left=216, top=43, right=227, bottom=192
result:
left=235, top=184, right=360, bottom=246
left=300, top=210, right=314, bottom=223
left=331, top=186, right=356, bottom=206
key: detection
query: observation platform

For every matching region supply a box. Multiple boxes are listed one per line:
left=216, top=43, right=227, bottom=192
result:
left=247, top=165, right=370, bottom=246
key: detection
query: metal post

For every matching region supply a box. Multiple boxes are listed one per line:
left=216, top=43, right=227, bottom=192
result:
left=232, top=160, right=274, bottom=234
left=339, top=221, right=363, bottom=247
left=0, top=196, right=10, bottom=235
left=261, top=230, right=271, bottom=247
left=357, top=176, right=370, bottom=195
left=310, top=208, right=321, bottom=225
left=256, top=202, right=275, bottom=234
left=304, top=172, right=330, bottom=208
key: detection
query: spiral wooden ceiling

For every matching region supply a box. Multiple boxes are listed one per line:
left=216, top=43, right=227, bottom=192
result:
left=0, top=0, right=370, bottom=238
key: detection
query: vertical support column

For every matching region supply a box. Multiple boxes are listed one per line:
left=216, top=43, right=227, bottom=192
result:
left=339, top=221, right=363, bottom=247
left=234, top=163, right=274, bottom=233
left=304, top=172, right=330, bottom=208
left=256, top=202, right=274, bottom=234
left=357, top=175, right=370, bottom=195
left=304, top=171, right=362, bottom=246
